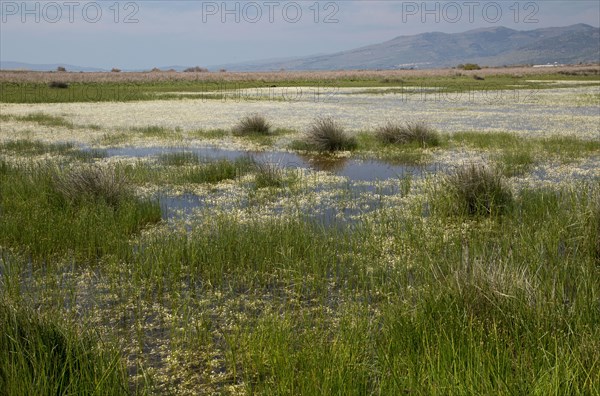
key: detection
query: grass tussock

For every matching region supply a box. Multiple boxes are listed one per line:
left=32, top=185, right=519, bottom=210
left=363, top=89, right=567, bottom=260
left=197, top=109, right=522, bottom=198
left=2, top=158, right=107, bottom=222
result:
left=253, top=161, right=296, bottom=189
left=232, top=114, right=272, bottom=136
left=303, top=116, right=357, bottom=152
left=375, top=121, right=440, bottom=147
left=0, top=301, right=128, bottom=395
left=53, top=165, right=131, bottom=208
left=438, top=163, right=513, bottom=217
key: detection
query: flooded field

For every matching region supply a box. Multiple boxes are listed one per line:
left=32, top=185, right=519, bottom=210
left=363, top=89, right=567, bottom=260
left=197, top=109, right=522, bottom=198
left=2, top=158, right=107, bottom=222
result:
left=1, top=70, right=599, bottom=394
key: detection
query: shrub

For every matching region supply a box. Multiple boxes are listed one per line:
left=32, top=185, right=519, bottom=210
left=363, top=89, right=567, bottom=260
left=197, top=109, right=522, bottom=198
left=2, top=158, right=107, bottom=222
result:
left=184, top=66, right=209, bottom=72
left=459, top=63, right=481, bottom=70
left=48, top=81, right=69, bottom=89
left=233, top=114, right=272, bottom=136
left=375, top=121, right=440, bottom=147
left=304, top=116, right=357, bottom=152
left=441, top=163, right=513, bottom=217
left=53, top=165, right=131, bottom=208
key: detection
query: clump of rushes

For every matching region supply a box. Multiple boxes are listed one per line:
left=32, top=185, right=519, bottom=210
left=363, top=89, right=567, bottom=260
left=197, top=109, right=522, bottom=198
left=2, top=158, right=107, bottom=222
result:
left=53, top=165, right=131, bottom=208
left=304, top=116, right=357, bottom=152
left=375, top=121, right=440, bottom=147
left=253, top=161, right=293, bottom=188
left=0, top=301, right=128, bottom=395
left=158, top=152, right=201, bottom=166
left=442, top=163, right=513, bottom=217
left=233, top=113, right=272, bottom=135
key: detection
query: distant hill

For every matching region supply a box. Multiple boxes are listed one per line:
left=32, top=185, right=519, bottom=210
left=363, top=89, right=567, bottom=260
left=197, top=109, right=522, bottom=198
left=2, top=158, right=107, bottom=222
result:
left=0, top=61, right=107, bottom=72
left=216, top=24, right=600, bottom=71
left=3, top=24, right=598, bottom=73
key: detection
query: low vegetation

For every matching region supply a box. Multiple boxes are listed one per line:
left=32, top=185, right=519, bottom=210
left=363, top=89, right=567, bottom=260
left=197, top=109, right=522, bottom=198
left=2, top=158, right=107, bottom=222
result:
left=0, top=67, right=598, bottom=394
left=375, top=121, right=440, bottom=147
left=232, top=113, right=272, bottom=136
left=436, top=163, right=514, bottom=217
left=303, top=116, right=357, bottom=152
left=0, top=301, right=128, bottom=395
left=0, top=162, right=161, bottom=261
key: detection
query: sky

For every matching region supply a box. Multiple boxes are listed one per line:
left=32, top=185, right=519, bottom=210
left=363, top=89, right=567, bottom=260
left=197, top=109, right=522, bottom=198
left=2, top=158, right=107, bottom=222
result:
left=1, top=0, right=599, bottom=69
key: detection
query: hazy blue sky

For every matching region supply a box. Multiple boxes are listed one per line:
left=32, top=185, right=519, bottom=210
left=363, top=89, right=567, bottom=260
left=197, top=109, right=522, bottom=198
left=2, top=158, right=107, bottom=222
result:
left=1, top=1, right=599, bottom=69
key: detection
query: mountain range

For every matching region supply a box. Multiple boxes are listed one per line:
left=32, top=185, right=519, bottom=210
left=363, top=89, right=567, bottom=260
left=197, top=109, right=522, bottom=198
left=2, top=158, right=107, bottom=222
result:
left=216, top=24, right=600, bottom=71
left=2, top=24, right=598, bottom=72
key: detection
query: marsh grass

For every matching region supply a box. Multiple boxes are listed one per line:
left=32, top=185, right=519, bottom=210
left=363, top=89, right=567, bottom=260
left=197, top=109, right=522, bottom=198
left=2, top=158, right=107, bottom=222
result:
left=181, top=158, right=253, bottom=184
left=375, top=121, right=440, bottom=147
left=53, top=165, right=131, bottom=208
left=13, top=112, right=74, bottom=129
left=158, top=151, right=201, bottom=166
left=0, top=301, right=128, bottom=395
left=1, top=176, right=600, bottom=394
left=303, top=116, right=357, bottom=152
left=450, top=131, right=522, bottom=149
left=188, top=128, right=229, bottom=139
left=130, top=125, right=176, bottom=138
left=98, top=132, right=131, bottom=146
left=122, top=157, right=254, bottom=185
left=451, top=131, right=599, bottom=163
left=495, top=148, right=536, bottom=176
left=253, top=161, right=297, bottom=189
left=0, top=163, right=161, bottom=261
left=354, top=132, right=433, bottom=164
left=436, top=163, right=513, bottom=217
left=541, top=135, right=600, bottom=162
left=0, top=139, right=107, bottom=161
left=0, top=139, right=74, bottom=155
left=232, top=114, right=272, bottom=136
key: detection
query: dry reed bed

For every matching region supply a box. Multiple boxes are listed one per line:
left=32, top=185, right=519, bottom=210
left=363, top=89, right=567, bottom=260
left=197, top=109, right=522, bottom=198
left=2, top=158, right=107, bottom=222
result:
left=1, top=65, right=598, bottom=83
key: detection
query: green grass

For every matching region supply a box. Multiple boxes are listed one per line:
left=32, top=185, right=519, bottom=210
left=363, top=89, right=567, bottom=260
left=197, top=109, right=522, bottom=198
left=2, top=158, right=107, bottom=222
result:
left=450, top=131, right=600, bottom=170
left=121, top=156, right=255, bottom=185
left=450, top=131, right=523, bottom=149
left=129, top=125, right=175, bottom=138
left=3, top=112, right=75, bottom=128
left=1, top=170, right=599, bottom=393
left=1, top=118, right=599, bottom=393
left=188, top=128, right=229, bottom=139
left=158, top=151, right=201, bottom=166
left=0, top=162, right=161, bottom=262
left=253, top=161, right=297, bottom=189
left=4, top=72, right=596, bottom=103
left=0, top=300, right=129, bottom=395
left=375, top=121, right=441, bottom=147
left=434, top=163, right=514, bottom=217
left=118, top=181, right=599, bottom=393
left=0, top=139, right=107, bottom=161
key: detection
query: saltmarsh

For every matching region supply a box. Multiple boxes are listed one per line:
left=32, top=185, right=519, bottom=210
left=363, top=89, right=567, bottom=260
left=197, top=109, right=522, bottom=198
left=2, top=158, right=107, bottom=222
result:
left=1, top=70, right=599, bottom=395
